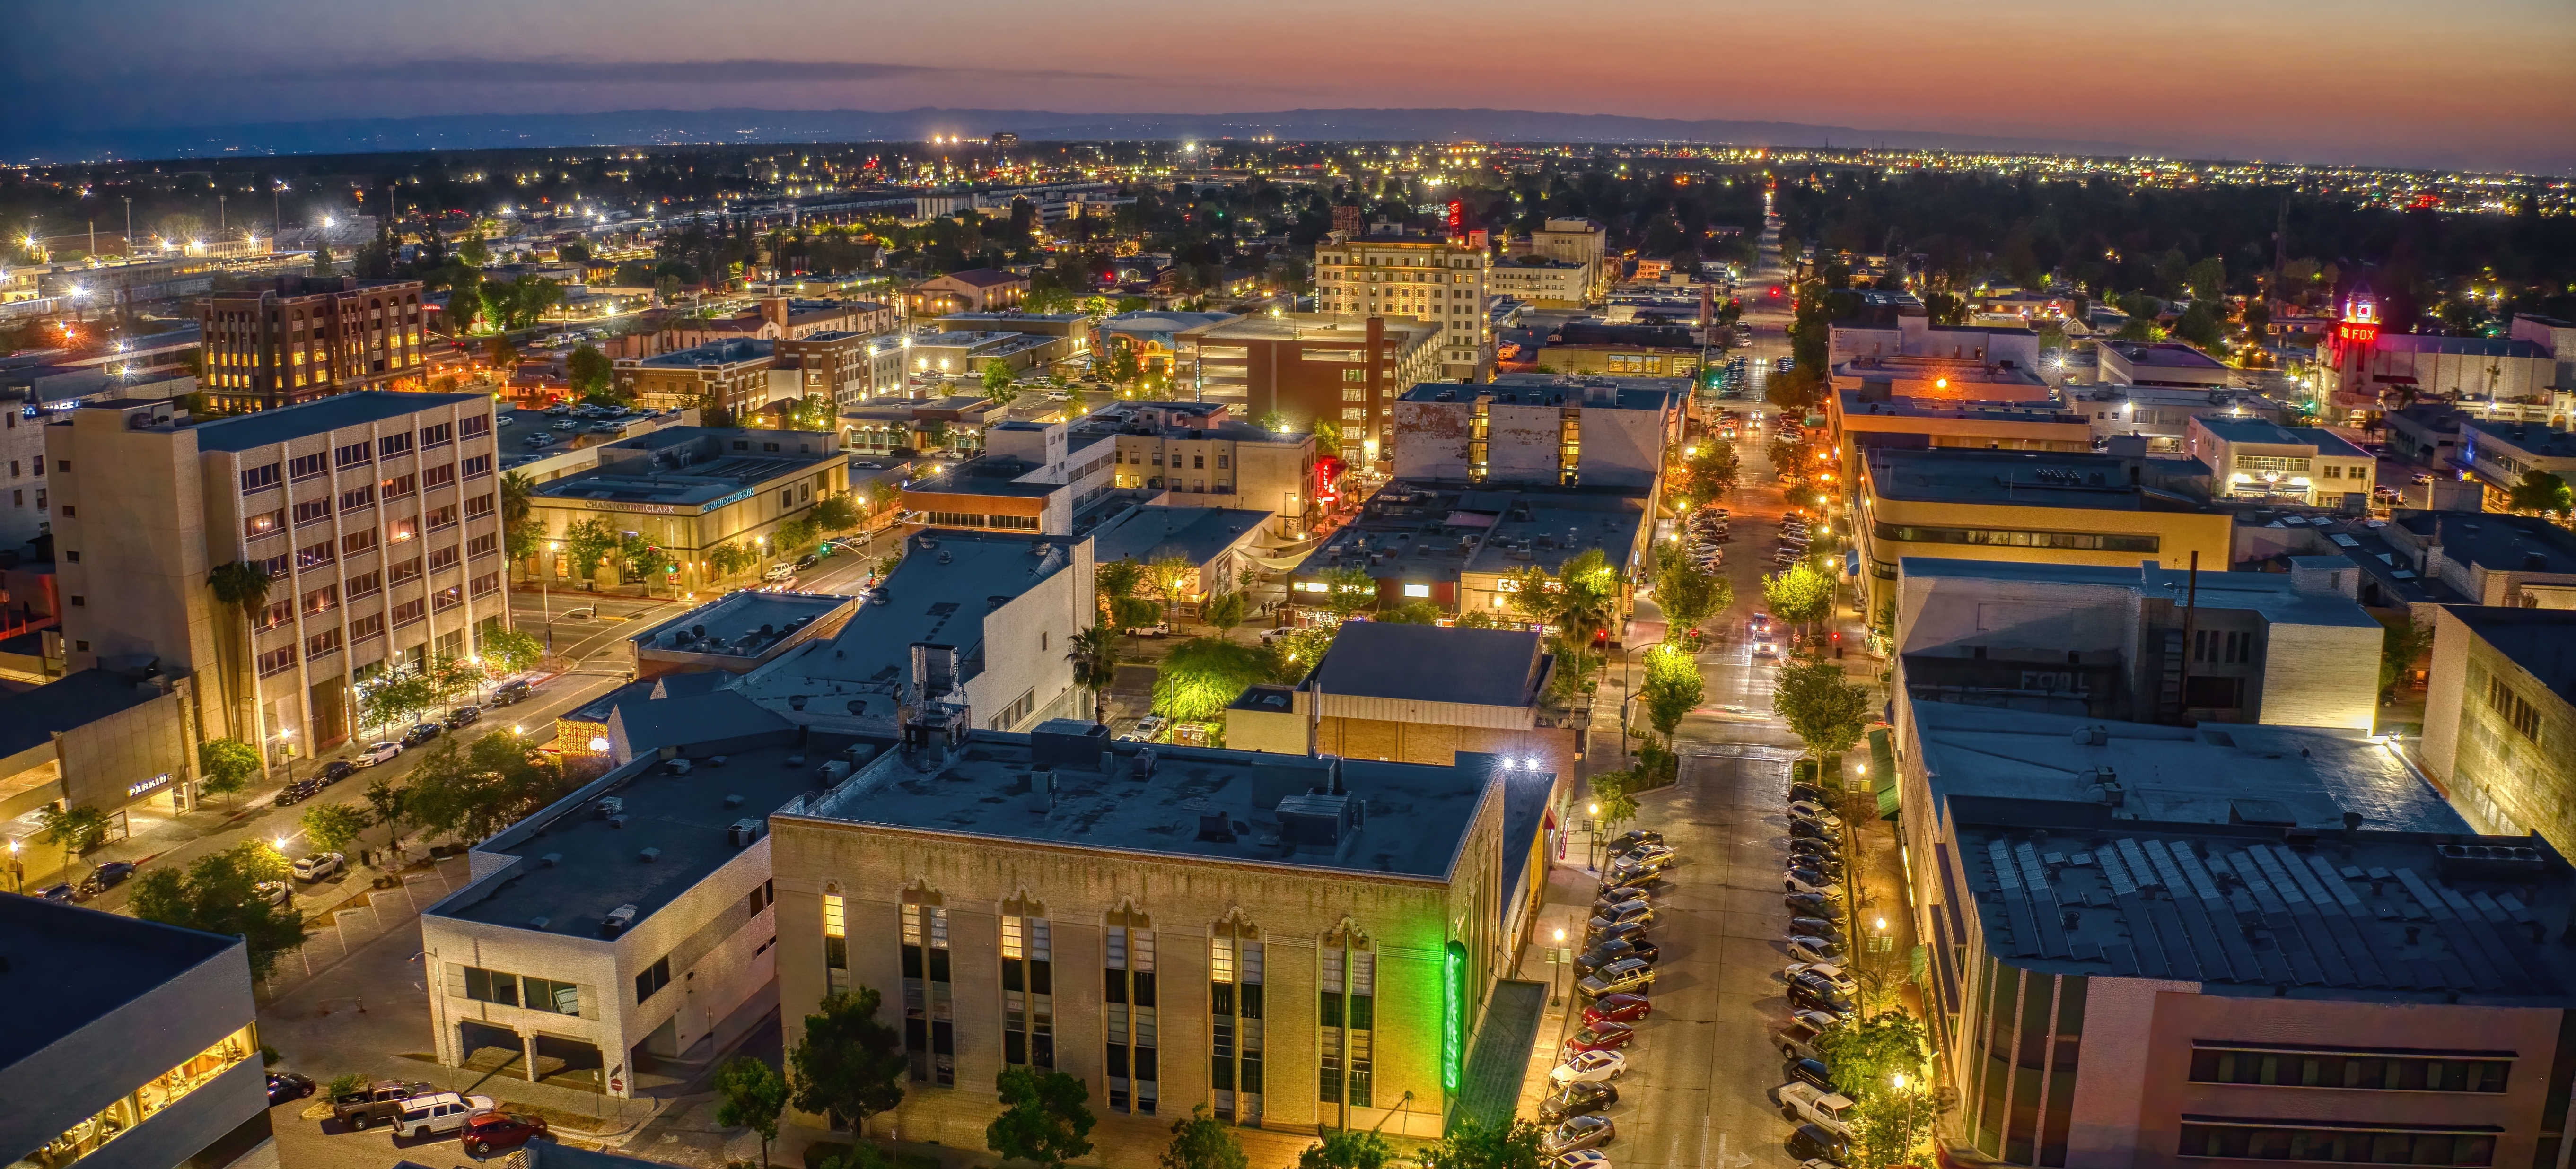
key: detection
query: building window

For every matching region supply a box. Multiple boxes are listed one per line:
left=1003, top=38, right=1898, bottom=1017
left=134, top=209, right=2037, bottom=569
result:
left=424, top=463, right=456, bottom=490
left=296, top=540, right=335, bottom=571
left=465, top=493, right=495, bottom=518
left=1211, top=919, right=1265, bottom=1124
left=2190, top=1047, right=2511, bottom=1093
left=1319, top=927, right=1374, bottom=1110
left=634, top=955, right=672, bottom=1003
left=20, top=1025, right=256, bottom=1169
left=1106, top=914, right=1158, bottom=1116
left=2178, top=1122, right=2496, bottom=1166
left=901, top=901, right=955, bottom=1086
left=420, top=422, right=453, bottom=448
left=340, top=483, right=376, bottom=510
left=289, top=453, right=328, bottom=480
left=379, top=432, right=413, bottom=459
left=343, top=527, right=378, bottom=557
left=335, top=441, right=373, bottom=469
left=823, top=892, right=850, bottom=996
left=256, top=645, right=297, bottom=676
left=1001, top=909, right=1054, bottom=1069
left=2486, top=675, right=2542, bottom=743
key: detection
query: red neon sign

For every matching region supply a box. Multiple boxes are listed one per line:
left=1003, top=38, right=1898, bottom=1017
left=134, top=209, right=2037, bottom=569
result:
left=2336, top=322, right=2379, bottom=348
left=1447, top=200, right=1464, bottom=241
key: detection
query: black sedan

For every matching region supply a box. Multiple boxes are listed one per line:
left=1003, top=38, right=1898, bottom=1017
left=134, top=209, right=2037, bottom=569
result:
left=1789, top=820, right=1835, bottom=842
left=1574, top=937, right=1660, bottom=973
left=1608, top=829, right=1665, bottom=853
left=1790, top=916, right=1845, bottom=942
left=1788, top=782, right=1832, bottom=805
left=320, top=760, right=356, bottom=784
left=1538, top=1080, right=1618, bottom=1123
left=87, top=860, right=137, bottom=889
left=1785, top=892, right=1838, bottom=916
left=266, top=1072, right=316, bottom=1106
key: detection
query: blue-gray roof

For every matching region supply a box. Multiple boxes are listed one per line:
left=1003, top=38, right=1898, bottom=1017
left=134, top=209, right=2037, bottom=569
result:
left=190, top=391, right=486, bottom=453
left=1310, top=622, right=1548, bottom=708
left=0, top=897, right=244, bottom=1066
left=0, top=668, right=175, bottom=761
left=1089, top=506, right=1272, bottom=568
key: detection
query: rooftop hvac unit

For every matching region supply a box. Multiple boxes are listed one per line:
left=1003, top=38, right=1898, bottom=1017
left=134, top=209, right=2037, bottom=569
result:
left=728, top=819, right=765, bottom=847
left=602, top=903, right=639, bottom=937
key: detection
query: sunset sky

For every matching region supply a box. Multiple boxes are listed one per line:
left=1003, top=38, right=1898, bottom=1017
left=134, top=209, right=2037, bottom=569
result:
left=18, top=0, right=2576, bottom=172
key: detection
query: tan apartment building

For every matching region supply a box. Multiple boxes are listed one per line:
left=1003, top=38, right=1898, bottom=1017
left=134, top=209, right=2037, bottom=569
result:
left=51, top=391, right=505, bottom=753
left=197, top=274, right=427, bottom=412
left=1512, top=218, right=1608, bottom=302
left=1193, top=315, right=1443, bottom=465
left=1315, top=235, right=1491, bottom=381
left=613, top=340, right=778, bottom=419
left=2183, top=417, right=2376, bottom=508
left=901, top=269, right=1030, bottom=316
left=523, top=428, right=846, bottom=593
left=2420, top=606, right=2576, bottom=855
left=1488, top=257, right=1589, bottom=310
left=1079, top=401, right=1318, bottom=524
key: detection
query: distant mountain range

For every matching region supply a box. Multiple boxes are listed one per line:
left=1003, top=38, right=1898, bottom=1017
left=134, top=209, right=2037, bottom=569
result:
left=8, top=106, right=2145, bottom=164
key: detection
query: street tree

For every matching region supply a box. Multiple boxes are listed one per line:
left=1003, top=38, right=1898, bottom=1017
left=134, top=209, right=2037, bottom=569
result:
left=299, top=803, right=372, bottom=854
left=1319, top=565, right=1378, bottom=621
left=1202, top=591, right=1247, bottom=632
left=1152, top=637, right=1272, bottom=722
left=1856, top=1084, right=1938, bottom=1169
left=1639, top=643, right=1705, bottom=750
left=560, top=516, right=620, bottom=588
left=37, top=803, right=111, bottom=866
left=1421, top=1117, right=1544, bottom=1169
left=358, top=672, right=437, bottom=734
left=402, top=730, right=570, bottom=844
left=2508, top=470, right=2575, bottom=517
left=1067, top=624, right=1121, bottom=723
left=1813, top=1011, right=1929, bottom=1104
left=1775, top=659, right=1871, bottom=762
left=1298, top=1130, right=1395, bottom=1169
left=709, top=541, right=756, bottom=579
left=567, top=344, right=614, bottom=400
left=788, top=986, right=909, bottom=1135
left=716, top=1055, right=790, bottom=1169
left=1682, top=442, right=1740, bottom=507
left=1158, top=1105, right=1248, bottom=1169
left=1651, top=542, right=1730, bottom=640
left=1762, top=559, right=1837, bottom=642
left=480, top=626, right=544, bottom=676
left=1143, top=555, right=1197, bottom=626
left=1096, top=559, right=1145, bottom=619
left=365, top=776, right=410, bottom=853
left=197, top=738, right=263, bottom=805
left=812, top=492, right=861, bottom=534
left=1377, top=599, right=1443, bottom=624
left=982, top=360, right=1019, bottom=405
left=2379, top=615, right=2434, bottom=698
left=985, top=1066, right=1096, bottom=1169
left=1267, top=626, right=1336, bottom=681
left=127, top=842, right=308, bottom=980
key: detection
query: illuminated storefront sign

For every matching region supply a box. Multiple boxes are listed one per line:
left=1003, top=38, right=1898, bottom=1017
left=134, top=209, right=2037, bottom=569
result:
left=127, top=772, right=172, bottom=799
left=1441, top=939, right=1467, bottom=1094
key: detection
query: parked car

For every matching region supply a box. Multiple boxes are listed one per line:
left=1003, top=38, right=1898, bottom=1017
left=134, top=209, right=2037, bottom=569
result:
left=355, top=741, right=402, bottom=766
left=1778, top=1081, right=1858, bottom=1137
left=82, top=860, right=136, bottom=893
left=462, top=1111, right=552, bottom=1155
left=321, top=760, right=357, bottom=784
left=401, top=723, right=443, bottom=748
left=1787, top=935, right=1843, bottom=964
left=1575, top=937, right=1659, bottom=973
left=1564, top=1022, right=1636, bottom=1053
left=763, top=562, right=797, bottom=582
left=1550, top=1049, right=1627, bottom=1085
left=1788, top=962, right=1858, bottom=998
left=254, top=881, right=291, bottom=908
left=1125, top=622, right=1170, bottom=638
left=1788, top=800, right=1842, bottom=827
left=1586, top=917, right=1649, bottom=946
left=1615, top=843, right=1677, bottom=868
left=292, top=852, right=345, bottom=882
left=266, top=1071, right=316, bottom=1106
left=1607, top=830, right=1664, bottom=852
left=1787, top=782, right=1831, bottom=804
left=1784, top=892, right=1837, bottom=916
left=491, top=679, right=532, bottom=706
left=391, top=1091, right=498, bottom=1139
left=1583, top=993, right=1652, bottom=1027
left=1538, top=1080, right=1618, bottom=1123
left=445, top=706, right=482, bottom=730
left=1790, top=983, right=1855, bottom=1019
left=1784, top=1057, right=1835, bottom=1095
left=1542, top=1115, right=1616, bottom=1156
left=1577, top=958, right=1655, bottom=998
left=1789, top=851, right=1844, bottom=876
left=274, top=779, right=322, bottom=807
left=1787, top=1122, right=1851, bottom=1166
left=1552, top=1151, right=1613, bottom=1169
left=332, top=1080, right=437, bottom=1129
left=1789, top=916, right=1845, bottom=942
left=1788, top=836, right=1838, bottom=859
left=31, top=882, right=75, bottom=902
left=1776, top=1009, right=1840, bottom=1061
left=1788, top=820, right=1833, bottom=843
left=1595, top=880, right=1657, bottom=904
left=1587, top=900, right=1653, bottom=932
left=1785, top=869, right=1835, bottom=896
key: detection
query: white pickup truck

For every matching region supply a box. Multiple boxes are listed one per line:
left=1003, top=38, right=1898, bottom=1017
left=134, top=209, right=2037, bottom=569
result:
left=1776, top=1081, right=1857, bottom=1139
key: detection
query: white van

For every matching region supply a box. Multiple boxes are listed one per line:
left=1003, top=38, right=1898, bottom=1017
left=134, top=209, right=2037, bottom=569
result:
left=391, top=1091, right=496, bottom=1138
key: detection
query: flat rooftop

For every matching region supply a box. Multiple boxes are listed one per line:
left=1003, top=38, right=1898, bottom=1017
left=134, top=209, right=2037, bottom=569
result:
left=2196, top=417, right=2371, bottom=456
left=1306, top=622, right=1546, bottom=707
left=1290, top=483, right=1648, bottom=584
left=631, top=592, right=854, bottom=659
left=189, top=391, right=486, bottom=453
left=1866, top=448, right=2213, bottom=512
left=535, top=429, right=838, bottom=507
left=2106, top=341, right=2228, bottom=369
left=0, top=897, right=243, bottom=1066
left=1398, top=379, right=1681, bottom=411
left=1950, top=814, right=2575, bottom=1000
left=1909, top=700, right=2465, bottom=833
left=0, top=667, right=180, bottom=761
left=2393, top=512, right=2576, bottom=575
left=739, top=530, right=1080, bottom=713
left=1838, top=389, right=2085, bottom=425
left=2446, top=607, right=2576, bottom=706
left=904, top=455, right=1056, bottom=497
left=433, top=737, right=854, bottom=931
left=2462, top=419, right=2576, bottom=459
left=1090, top=505, right=1272, bottom=567
left=1897, top=557, right=2383, bottom=632
left=637, top=339, right=772, bottom=368
left=804, top=730, right=1508, bottom=879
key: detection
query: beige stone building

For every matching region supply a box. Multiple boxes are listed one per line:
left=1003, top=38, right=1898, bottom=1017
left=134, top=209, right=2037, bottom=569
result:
left=770, top=725, right=1540, bottom=1145
left=1315, top=236, right=1492, bottom=382
left=49, top=392, right=506, bottom=753
left=2419, top=606, right=2576, bottom=854
left=1227, top=622, right=1586, bottom=792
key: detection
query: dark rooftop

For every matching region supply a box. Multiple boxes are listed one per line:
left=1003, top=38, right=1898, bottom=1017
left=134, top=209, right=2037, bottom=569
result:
left=804, top=732, right=1514, bottom=879
left=2445, top=607, right=2576, bottom=707
left=1307, top=622, right=1547, bottom=708
left=0, top=897, right=244, bottom=1066
left=1397, top=380, right=1681, bottom=411
left=1090, top=506, right=1271, bottom=567
left=1291, top=482, right=1648, bottom=584
left=189, top=391, right=487, bottom=453
left=2105, top=341, right=2229, bottom=369
left=2462, top=419, right=2576, bottom=460
left=2394, top=512, right=2576, bottom=575
left=1952, top=811, right=2576, bottom=1001
left=0, top=667, right=177, bottom=761
left=631, top=592, right=855, bottom=661
left=903, top=454, right=1058, bottom=498
left=1866, top=447, right=2212, bottom=512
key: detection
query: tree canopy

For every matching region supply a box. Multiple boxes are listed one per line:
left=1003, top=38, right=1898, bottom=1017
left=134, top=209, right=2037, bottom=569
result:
left=788, top=986, right=909, bottom=1133
left=127, top=842, right=308, bottom=980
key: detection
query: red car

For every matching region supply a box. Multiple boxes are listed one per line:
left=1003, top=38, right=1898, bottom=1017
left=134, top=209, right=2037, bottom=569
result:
left=1585, top=993, right=1652, bottom=1028
left=1564, top=1021, right=1636, bottom=1053
left=461, top=1112, right=551, bottom=1155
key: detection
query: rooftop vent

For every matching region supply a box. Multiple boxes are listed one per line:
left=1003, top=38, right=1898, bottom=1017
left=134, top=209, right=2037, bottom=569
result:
left=1197, top=811, right=1237, bottom=843
left=602, top=904, right=638, bottom=937
left=596, top=797, right=625, bottom=819
left=539, top=853, right=563, bottom=867
left=727, top=820, right=765, bottom=847
left=638, top=847, right=661, bottom=863
left=527, top=916, right=551, bottom=931
left=724, top=794, right=745, bottom=807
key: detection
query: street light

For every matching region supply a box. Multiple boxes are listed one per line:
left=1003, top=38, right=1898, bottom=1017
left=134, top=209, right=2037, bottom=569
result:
left=543, top=541, right=562, bottom=650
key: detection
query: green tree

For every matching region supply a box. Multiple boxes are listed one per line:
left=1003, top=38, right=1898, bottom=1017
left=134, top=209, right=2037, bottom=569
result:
left=2378, top=615, right=2434, bottom=698
left=1421, top=1117, right=1544, bottom=1169
left=364, top=776, right=409, bottom=853
left=480, top=626, right=544, bottom=676
left=1267, top=626, right=1336, bottom=681
left=982, top=360, right=1020, bottom=405
left=1639, top=643, right=1705, bottom=749
left=1252, top=410, right=1292, bottom=434
left=1683, top=442, right=1740, bottom=508
left=1762, top=559, right=1837, bottom=638
left=127, top=842, right=308, bottom=980
left=1159, top=1105, right=1248, bottom=1169
left=986, top=1066, right=1095, bottom=1169
left=1377, top=599, right=1444, bottom=625
left=813, top=492, right=862, bottom=534
left=197, top=738, right=263, bottom=805
left=310, top=236, right=334, bottom=277
left=1298, top=1130, right=1395, bottom=1169
left=1106, top=345, right=1142, bottom=388
left=1585, top=768, right=1641, bottom=832
left=357, top=672, right=437, bottom=735
left=716, top=1056, right=790, bottom=1169
left=1096, top=558, right=1145, bottom=617
left=2508, top=470, right=2575, bottom=518
left=788, top=987, right=909, bottom=1135
left=485, top=335, right=519, bottom=371
left=37, top=803, right=112, bottom=866
left=1776, top=659, right=1871, bottom=762
left=1202, top=591, right=1247, bottom=632
left=1143, top=555, right=1198, bottom=626
left=206, top=560, right=275, bottom=738
left=1855, top=1085, right=1938, bottom=1169
left=567, top=343, right=614, bottom=399
left=1318, top=564, right=1379, bottom=621
left=299, top=803, right=372, bottom=854
left=1152, top=637, right=1272, bottom=722
left=561, top=516, right=620, bottom=587
left=1651, top=542, right=1731, bottom=639
left=1066, top=624, right=1121, bottom=723
left=1812, top=1011, right=1929, bottom=1103
left=1312, top=419, right=1343, bottom=458
left=401, top=730, right=570, bottom=843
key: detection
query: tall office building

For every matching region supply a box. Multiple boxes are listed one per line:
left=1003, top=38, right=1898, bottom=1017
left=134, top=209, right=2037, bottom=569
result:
left=1314, top=235, right=1491, bottom=382
left=50, top=391, right=506, bottom=753
left=196, top=274, right=428, bottom=412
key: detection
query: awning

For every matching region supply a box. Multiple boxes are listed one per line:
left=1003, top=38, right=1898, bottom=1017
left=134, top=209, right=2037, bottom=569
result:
left=1868, top=726, right=1899, bottom=820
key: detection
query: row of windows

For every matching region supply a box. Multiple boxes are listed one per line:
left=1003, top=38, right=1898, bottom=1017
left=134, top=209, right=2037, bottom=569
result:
left=924, top=511, right=1041, bottom=531
left=2188, top=1048, right=2511, bottom=1093
left=1875, top=522, right=2160, bottom=554
left=2179, top=1123, right=2496, bottom=1166
left=239, top=424, right=493, bottom=495
left=461, top=965, right=582, bottom=1015
left=2486, top=675, right=2541, bottom=743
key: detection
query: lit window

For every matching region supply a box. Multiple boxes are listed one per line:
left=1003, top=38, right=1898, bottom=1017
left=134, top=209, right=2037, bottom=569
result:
left=1403, top=583, right=1431, bottom=598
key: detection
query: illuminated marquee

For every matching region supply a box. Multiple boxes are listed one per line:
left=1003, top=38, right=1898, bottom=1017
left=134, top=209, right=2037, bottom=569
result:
left=1441, top=938, right=1467, bottom=1094
left=2336, top=322, right=2379, bottom=348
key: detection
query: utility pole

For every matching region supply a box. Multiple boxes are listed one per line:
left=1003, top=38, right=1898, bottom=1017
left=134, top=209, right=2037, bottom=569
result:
left=123, top=196, right=132, bottom=253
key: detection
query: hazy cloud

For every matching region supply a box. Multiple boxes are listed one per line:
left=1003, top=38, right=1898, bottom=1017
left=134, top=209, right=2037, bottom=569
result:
left=258, top=57, right=1144, bottom=86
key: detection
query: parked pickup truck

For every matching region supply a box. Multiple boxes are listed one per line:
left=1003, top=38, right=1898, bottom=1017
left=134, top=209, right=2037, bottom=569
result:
left=332, top=1079, right=434, bottom=1129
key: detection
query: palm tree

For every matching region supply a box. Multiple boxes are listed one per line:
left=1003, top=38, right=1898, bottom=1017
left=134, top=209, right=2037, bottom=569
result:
left=205, top=560, right=275, bottom=742
left=1066, top=624, right=1120, bottom=724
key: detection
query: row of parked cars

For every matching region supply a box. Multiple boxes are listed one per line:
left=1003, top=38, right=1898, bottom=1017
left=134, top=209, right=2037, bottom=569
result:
left=1682, top=507, right=1727, bottom=573
left=1775, top=511, right=1814, bottom=569
left=317, top=1077, right=552, bottom=1152
left=1531, top=830, right=1682, bottom=1169
left=1775, top=777, right=1859, bottom=1166
left=274, top=697, right=517, bottom=806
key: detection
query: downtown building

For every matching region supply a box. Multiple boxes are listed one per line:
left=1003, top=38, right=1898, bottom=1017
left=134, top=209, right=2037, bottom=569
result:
left=1314, top=234, right=1492, bottom=382
left=49, top=391, right=507, bottom=753
left=1191, top=314, right=1444, bottom=466
left=196, top=274, right=429, bottom=412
